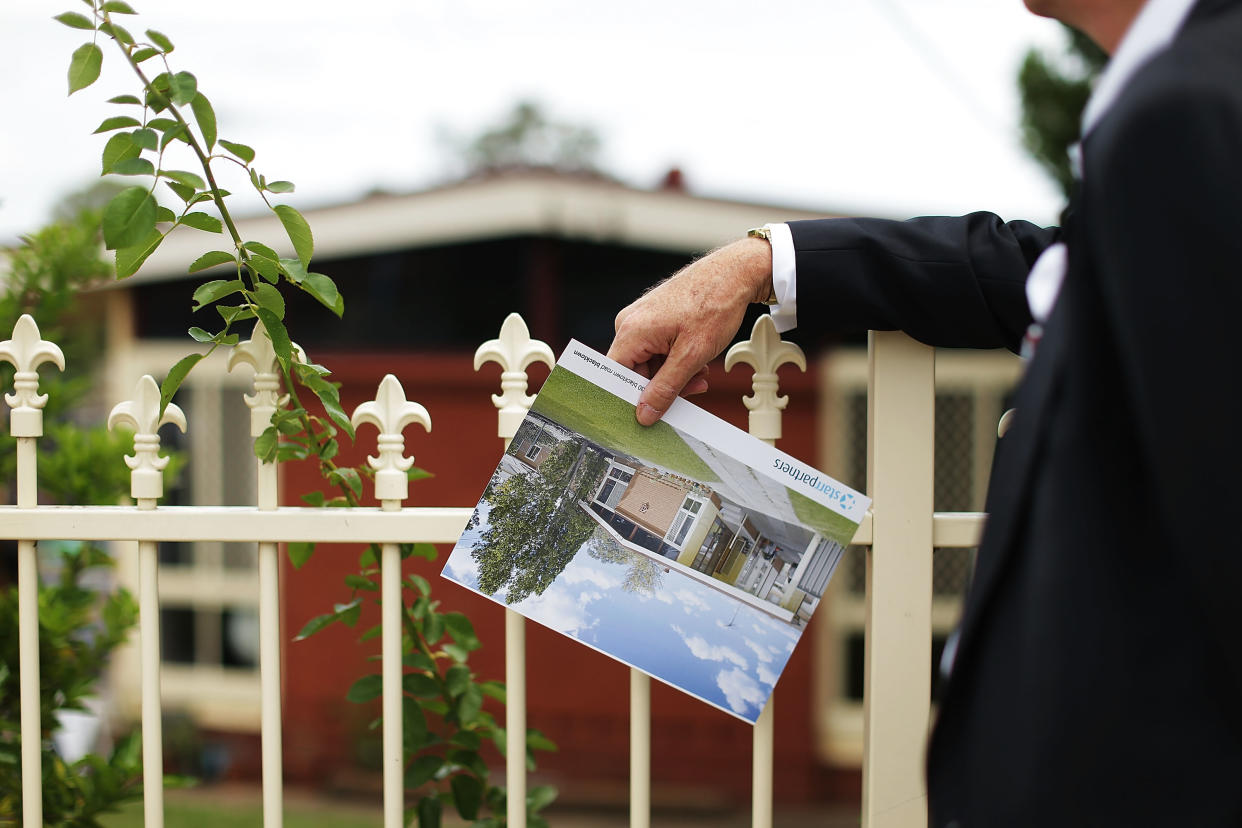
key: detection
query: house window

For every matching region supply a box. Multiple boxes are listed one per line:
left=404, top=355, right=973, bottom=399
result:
left=814, top=347, right=1021, bottom=766
left=110, top=361, right=264, bottom=732
left=666, top=496, right=703, bottom=548
left=595, top=465, right=633, bottom=510
left=525, top=443, right=542, bottom=461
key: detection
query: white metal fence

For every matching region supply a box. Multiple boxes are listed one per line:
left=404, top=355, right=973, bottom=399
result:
left=2, top=311, right=983, bottom=827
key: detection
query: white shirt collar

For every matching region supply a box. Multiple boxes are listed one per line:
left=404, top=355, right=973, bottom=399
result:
left=1081, top=0, right=1198, bottom=135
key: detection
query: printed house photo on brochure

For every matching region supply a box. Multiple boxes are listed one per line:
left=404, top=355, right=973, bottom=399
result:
left=443, top=342, right=867, bottom=724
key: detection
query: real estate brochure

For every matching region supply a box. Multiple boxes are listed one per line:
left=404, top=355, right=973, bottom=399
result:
left=442, top=340, right=869, bottom=724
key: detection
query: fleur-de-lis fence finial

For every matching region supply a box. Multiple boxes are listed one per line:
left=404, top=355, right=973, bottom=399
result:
left=474, top=313, right=554, bottom=440
left=227, top=324, right=305, bottom=439
left=108, top=375, right=187, bottom=501
left=351, top=374, right=431, bottom=503
left=724, top=314, right=806, bottom=442
left=0, top=314, right=66, bottom=438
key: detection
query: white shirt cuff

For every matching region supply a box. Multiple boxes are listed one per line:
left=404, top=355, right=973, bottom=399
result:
left=764, top=222, right=797, bottom=332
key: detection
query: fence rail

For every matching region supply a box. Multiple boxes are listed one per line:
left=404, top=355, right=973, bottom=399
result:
left=3, top=312, right=979, bottom=827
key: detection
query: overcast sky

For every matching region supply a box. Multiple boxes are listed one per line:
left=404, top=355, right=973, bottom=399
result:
left=1, top=0, right=1071, bottom=244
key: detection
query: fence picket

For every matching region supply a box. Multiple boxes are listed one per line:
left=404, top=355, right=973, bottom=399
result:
left=1, top=314, right=64, bottom=828
left=726, top=314, right=807, bottom=828
left=352, top=374, right=431, bottom=828
left=108, top=375, right=187, bottom=828
left=474, top=314, right=554, bottom=828
left=229, top=328, right=297, bottom=828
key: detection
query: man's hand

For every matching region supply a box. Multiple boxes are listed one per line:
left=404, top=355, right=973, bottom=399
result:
left=607, top=236, right=773, bottom=426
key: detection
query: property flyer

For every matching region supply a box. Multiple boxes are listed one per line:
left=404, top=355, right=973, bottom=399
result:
left=441, top=340, right=869, bottom=724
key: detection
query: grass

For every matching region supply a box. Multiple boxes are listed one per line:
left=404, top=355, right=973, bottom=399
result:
left=99, top=786, right=383, bottom=828
left=532, top=367, right=718, bottom=482
left=787, top=488, right=862, bottom=547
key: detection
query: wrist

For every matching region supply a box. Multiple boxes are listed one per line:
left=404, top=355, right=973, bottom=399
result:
left=738, top=235, right=776, bottom=304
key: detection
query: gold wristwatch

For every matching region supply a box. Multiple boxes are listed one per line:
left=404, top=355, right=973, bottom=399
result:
left=746, top=226, right=779, bottom=305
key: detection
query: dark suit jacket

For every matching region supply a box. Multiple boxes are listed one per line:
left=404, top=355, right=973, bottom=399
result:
left=787, top=1, right=1242, bottom=823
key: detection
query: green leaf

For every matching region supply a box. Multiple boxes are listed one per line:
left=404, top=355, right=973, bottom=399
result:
left=479, top=680, right=506, bottom=703
left=305, top=374, right=354, bottom=439
left=294, top=609, right=337, bottom=640
left=243, top=240, right=279, bottom=259
left=54, top=11, right=95, bottom=30
left=190, top=92, right=217, bottom=150
left=273, top=204, right=313, bottom=267
left=108, top=94, right=142, bottom=104
left=159, top=353, right=203, bottom=417
left=218, top=305, right=256, bottom=324
left=147, top=117, right=177, bottom=132
left=188, top=251, right=236, bottom=273
left=408, top=574, right=431, bottom=596
left=444, top=613, right=480, bottom=651
left=525, top=728, right=557, bottom=752
left=288, top=542, right=315, bottom=570
left=131, top=46, right=159, bottom=63
left=300, top=491, right=325, bottom=507
left=115, top=228, right=163, bottom=278
left=168, top=71, right=197, bottom=106
left=451, top=775, right=484, bottom=821
left=180, top=212, right=223, bottom=233
left=99, top=21, right=134, bottom=44
left=219, top=139, right=254, bottom=163
left=102, top=1, right=136, bottom=13
left=161, top=169, right=206, bottom=190
left=102, top=186, right=157, bottom=250
left=403, top=674, right=441, bottom=701
left=94, top=115, right=140, bottom=133
left=165, top=181, right=195, bottom=203
left=188, top=327, right=214, bottom=343
left=336, top=598, right=362, bottom=627
left=252, top=424, right=278, bottom=462
left=110, top=157, right=154, bottom=176
left=406, top=542, right=437, bottom=561
left=68, top=42, right=103, bottom=94
left=266, top=180, right=295, bottom=193
left=246, top=254, right=280, bottom=284
left=156, top=205, right=177, bottom=223
left=255, top=308, right=292, bottom=365
left=131, top=128, right=158, bottom=150
left=456, top=685, right=483, bottom=725
left=101, top=131, right=139, bottom=174
left=527, top=785, right=557, bottom=812
left=254, top=282, right=285, bottom=319
left=146, top=28, right=174, bottom=52
left=191, top=278, right=243, bottom=309
left=160, top=122, right=189, bottom=150
left=444, top=664, right=471, bottom=698
left=328, top=467, right=362, bottom=499
left=417, top=797, right=442, bottom=828
left=346, top=674, right=383, bottom=704
left=278, top=257, right=308, bottom=284
left=301, top=272, right=343, bottom=317
left=344, top=574, right=377, bottom=592
left=406, top=756, right=445, bottom=790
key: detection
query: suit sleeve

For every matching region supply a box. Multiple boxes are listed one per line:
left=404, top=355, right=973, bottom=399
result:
left=1089, top=67, right=1242, bottom=692
left=787, top=212, right=1059, bottom=352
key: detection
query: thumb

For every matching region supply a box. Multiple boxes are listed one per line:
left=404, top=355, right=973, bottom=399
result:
left=636, top=349, right=701, bottom=426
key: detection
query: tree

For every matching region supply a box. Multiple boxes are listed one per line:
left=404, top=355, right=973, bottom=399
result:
left=1017, top=25, right=1107, bottom=197
left=444, top=100, right=603, bottom=176
left=472, top=440, right=608, bottom=603
left=586, top=533, right=666, bottom=597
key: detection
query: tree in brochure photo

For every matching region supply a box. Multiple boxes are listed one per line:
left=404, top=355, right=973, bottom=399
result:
left=442, top=342, right=868, bottom=724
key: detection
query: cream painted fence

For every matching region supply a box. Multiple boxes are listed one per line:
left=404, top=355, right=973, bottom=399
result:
left=2, top=312, right=983, bottom=827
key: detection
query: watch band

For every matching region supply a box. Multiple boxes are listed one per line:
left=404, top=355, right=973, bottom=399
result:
left=746, top=226, right=779, bottom=305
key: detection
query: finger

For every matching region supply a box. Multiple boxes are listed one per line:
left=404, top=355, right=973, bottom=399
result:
left=637, top=346, right=704, bottom=426
left=682, top=366, right=710, bottom=396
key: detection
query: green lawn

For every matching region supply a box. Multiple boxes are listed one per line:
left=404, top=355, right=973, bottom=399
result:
left=532, top=367, right=718, bottom=482
left=787, top=488, right=863, bottom=547
left=99, top=787, right=383, bottom=828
